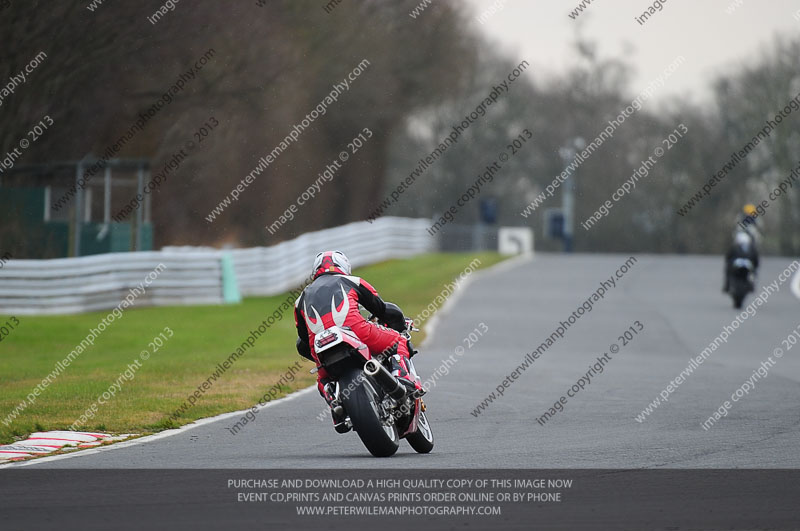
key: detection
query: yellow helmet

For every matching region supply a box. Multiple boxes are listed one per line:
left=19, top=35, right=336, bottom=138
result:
left=743, top=204, right=757, bottom=217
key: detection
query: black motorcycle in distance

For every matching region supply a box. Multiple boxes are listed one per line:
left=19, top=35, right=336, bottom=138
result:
left=727, top=257, right=755, bottom=309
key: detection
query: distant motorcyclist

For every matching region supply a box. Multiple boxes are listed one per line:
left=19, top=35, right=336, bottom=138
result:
left=723, top=229, right=759, bottom=293
left=294, top=250, right=416, bottom=431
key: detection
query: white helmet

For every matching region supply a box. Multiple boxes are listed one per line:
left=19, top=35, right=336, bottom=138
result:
left=312, top=250, right=351, bottom=278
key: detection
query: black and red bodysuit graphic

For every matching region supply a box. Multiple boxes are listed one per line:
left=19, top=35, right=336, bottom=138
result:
left=294, top=272, right=411, bottom=395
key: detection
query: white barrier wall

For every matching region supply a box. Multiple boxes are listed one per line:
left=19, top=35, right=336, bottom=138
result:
left=0, top=217, right=434, bottom=315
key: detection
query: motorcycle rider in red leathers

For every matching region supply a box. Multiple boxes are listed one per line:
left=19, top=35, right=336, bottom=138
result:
left=294, top=251, right=417, bottom=432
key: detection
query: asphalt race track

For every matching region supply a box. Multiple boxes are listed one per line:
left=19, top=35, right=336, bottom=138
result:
left=16, top=253, right=800, bottom=469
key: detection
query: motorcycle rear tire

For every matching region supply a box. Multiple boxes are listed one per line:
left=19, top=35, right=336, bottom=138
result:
left=341, top=368, right=399, bottom=457
left=731, top=277, right=748, bottom=309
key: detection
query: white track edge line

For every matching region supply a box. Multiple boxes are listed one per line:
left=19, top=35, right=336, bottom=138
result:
left=2, top=387, right=317, bottom=468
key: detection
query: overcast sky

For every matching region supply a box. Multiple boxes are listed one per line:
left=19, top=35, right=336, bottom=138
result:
left=463, top=0, right=800, bottom=104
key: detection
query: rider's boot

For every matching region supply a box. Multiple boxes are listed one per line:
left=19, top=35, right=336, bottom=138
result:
left=388, top=354, right=419, bottom=393
left=320, top=380, right=351, bottom=434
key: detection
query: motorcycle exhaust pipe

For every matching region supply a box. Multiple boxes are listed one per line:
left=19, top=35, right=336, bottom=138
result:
left=364, top=359, right=406, bottom=400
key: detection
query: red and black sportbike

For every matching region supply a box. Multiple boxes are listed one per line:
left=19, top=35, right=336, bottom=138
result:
left=311, top=303, right=434, bottom=457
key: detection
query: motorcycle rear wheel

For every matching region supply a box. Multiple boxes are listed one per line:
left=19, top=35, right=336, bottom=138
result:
left=731, top=277, right=748, bottom=309
left=341, top=368, right=399, bottom=457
